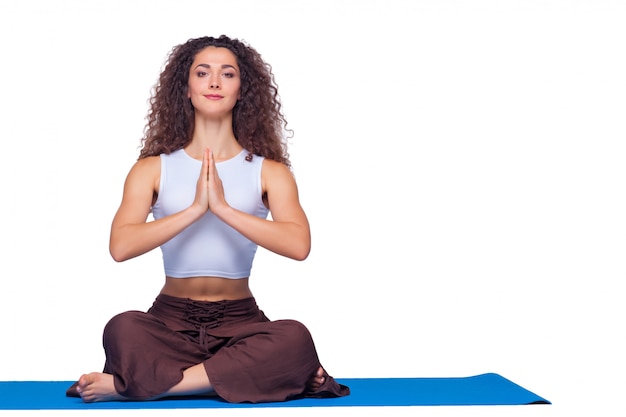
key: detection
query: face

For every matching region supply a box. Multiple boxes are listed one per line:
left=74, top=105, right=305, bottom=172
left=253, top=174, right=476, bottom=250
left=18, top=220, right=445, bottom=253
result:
left=187, top=46, right=241, bottom=116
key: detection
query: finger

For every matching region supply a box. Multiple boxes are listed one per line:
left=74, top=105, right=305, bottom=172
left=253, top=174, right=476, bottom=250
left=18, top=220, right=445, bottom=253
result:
left=207, top=149, right=218, bottom=183
left=208, top=149, right=213, bottom=180
left=201, top=148, right=210, bottom=182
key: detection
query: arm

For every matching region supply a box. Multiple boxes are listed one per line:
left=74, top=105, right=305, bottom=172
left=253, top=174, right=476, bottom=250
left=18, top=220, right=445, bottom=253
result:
left=109, top=156, right=206, bottom=262
left=206, top=150, right=311, bottom=261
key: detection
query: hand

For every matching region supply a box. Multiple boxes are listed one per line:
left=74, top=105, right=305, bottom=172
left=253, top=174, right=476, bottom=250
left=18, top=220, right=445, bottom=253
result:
left=203, top=148, right=229, bottom=215
left=193, top=148, right=211, bottom=213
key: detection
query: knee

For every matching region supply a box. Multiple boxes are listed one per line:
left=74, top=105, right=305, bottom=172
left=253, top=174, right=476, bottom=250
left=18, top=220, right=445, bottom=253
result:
left=103, top=311, right=146, bottom=345
left=276, top=320, right=315, bottom=351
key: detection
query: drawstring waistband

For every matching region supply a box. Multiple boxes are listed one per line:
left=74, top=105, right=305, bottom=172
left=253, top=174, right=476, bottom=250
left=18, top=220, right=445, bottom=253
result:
left=183, top=299, right=227, bottom=348
left=148, top=294, right=265, bottom=347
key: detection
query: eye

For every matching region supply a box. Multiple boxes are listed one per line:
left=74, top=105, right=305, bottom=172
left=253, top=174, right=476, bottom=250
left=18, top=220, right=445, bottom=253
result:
left=196, top=71, right=208, bottom=77
left=222, top=72, right=235, bottom=78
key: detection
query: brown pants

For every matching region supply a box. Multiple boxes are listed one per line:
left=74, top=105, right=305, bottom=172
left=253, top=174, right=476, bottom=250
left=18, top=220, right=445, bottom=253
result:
left=99, top=294, right=349, bottom=403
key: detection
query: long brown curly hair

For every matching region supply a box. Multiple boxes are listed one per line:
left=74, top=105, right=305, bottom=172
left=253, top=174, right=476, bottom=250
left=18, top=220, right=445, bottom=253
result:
left=138, top=35, right=291, bottom=167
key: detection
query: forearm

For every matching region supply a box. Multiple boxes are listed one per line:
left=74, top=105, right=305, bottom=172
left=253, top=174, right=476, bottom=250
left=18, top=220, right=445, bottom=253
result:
left=109, top=206, right=204, bottom=262
left=216, top=206, right=311, bottom=261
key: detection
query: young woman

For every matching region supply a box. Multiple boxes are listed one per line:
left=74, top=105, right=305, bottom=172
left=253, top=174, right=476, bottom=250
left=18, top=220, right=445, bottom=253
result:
left=66, top=35, right=349, bottom=403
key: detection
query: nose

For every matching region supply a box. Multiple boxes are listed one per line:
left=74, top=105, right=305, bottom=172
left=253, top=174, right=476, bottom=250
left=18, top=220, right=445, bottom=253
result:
left=209, top=74, right=220, bottom=89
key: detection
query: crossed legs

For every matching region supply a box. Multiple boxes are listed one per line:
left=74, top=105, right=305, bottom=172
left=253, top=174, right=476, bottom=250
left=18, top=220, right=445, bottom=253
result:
left=74, top=364, right=327, bottom=403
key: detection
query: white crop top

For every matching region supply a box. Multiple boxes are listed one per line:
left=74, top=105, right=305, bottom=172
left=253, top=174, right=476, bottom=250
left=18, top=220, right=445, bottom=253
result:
left=151, top=148, right=269, bottom=279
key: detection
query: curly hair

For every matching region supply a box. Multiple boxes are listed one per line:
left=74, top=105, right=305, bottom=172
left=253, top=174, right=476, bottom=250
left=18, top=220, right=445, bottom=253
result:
left=138, top=35, right=292, bottom=167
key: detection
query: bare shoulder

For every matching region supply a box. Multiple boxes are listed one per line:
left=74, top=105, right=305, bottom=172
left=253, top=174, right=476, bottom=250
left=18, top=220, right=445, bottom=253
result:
left=261, top=158, right=294, bottom=180
left=261, top=158, right=296, bottom=192
left=131, top=155, right=160, bottom=173
left=123, top=155, right=161, bottom=196
left=126, top=155, right=160, bottom=181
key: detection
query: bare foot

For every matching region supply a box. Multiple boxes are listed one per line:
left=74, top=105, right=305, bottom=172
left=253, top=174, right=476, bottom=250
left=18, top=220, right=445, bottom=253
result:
left=76, top=372, right=125, bottom=403
left=306, top=367, right=326, bottom=392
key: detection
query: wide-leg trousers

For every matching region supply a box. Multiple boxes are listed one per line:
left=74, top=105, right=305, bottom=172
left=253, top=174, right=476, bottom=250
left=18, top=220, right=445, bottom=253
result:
left=96, top=294, right=349, bottom=403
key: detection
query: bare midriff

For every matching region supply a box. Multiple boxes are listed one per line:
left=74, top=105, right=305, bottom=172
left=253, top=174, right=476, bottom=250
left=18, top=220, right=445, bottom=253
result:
left=160, top=276, right=254, bottom=301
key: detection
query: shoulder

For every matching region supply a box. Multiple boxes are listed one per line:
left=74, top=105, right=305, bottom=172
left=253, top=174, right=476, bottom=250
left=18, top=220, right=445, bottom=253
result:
left=124, top=155, right=161, bottom=191
left=130, top=155, right=161, bottom=176
left=261, top=158, right=294, bottom=181
left=261, top=158, right=297, bottom=194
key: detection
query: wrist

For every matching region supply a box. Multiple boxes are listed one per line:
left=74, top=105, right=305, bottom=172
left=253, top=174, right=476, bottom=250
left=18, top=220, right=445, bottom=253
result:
left=187, top=203, right=208, bottom=222
left=210, top=203, right=234, bottom=222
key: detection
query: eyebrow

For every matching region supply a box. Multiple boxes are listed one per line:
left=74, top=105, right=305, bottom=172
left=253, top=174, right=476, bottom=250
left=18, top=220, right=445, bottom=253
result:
left=193, top=63, right=238, bottom=71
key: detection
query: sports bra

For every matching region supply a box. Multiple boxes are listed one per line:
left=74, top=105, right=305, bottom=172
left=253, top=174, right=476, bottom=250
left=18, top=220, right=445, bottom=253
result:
left=151, top=148, right=269, bottom=278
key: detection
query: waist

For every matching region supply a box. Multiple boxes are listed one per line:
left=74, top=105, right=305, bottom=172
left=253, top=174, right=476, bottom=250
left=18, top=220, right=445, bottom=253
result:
left=160, top=276, right=253, bottom=302
left=149, top=293, right=268, bottom=334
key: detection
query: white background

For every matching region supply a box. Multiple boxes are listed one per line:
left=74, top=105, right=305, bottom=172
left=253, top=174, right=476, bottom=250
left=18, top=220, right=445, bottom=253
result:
left=0, top=1, right=624, bottom=416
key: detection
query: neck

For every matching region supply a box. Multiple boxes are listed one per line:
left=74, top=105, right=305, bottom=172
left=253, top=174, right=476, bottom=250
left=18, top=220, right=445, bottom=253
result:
left=187, top=116, right=242, bottom=161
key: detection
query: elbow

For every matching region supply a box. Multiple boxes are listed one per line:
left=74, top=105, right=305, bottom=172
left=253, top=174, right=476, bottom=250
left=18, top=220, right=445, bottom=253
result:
left=291, top=241, right=311, bottom=261
left=109, top=249, right=126, bottom=263
left=295, top=248, right=310, bottom=261
left=109, top=242, right=131, bottom=263
left=110, top=253, right=126, bottom=263
left=292, top=252, right=309, bottom=262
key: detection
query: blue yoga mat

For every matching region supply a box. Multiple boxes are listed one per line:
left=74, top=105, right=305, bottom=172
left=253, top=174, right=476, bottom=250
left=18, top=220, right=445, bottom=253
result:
left=0, top=373, right=550, bottom=410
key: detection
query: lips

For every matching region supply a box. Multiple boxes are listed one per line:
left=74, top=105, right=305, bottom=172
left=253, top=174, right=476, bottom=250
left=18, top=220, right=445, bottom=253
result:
left=204, top=94, right=224, bottom=100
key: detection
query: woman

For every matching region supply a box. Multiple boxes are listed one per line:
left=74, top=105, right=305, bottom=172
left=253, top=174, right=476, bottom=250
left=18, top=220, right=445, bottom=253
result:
left=66, top=35, right=349, bottom=403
